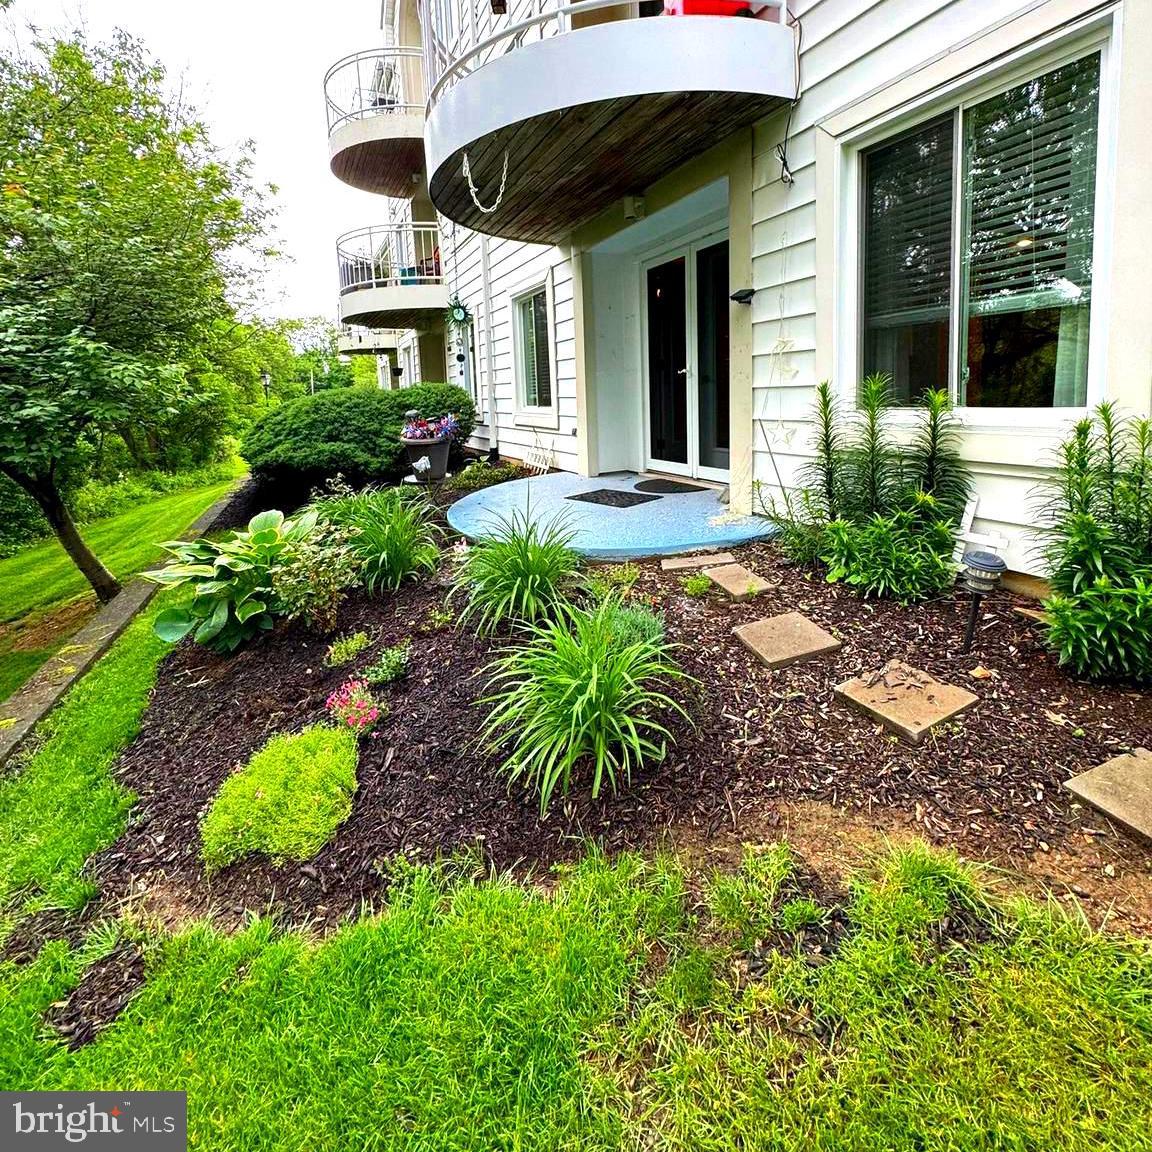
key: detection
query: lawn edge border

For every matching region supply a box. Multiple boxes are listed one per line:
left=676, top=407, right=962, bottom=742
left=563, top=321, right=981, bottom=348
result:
left=0, top=484, right=243, bottom=770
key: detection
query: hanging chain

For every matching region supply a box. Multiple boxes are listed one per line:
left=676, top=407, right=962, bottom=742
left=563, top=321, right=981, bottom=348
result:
left=462, top=150, right=509, bottom=215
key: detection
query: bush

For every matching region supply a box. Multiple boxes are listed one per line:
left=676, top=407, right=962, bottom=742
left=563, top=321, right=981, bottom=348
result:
left=146, top=509, right=316, bottom=653
left=242, top=384, right=475, bottom=489
left=1036, top=405, right=1152, bottom=682
left=442, top=460, right=524, bottom=493
left=270, top=521, right=362, bottom=632
left=451, top=508, right=584, bottom=634
left=316, top=485, right=440, bottom=594
left=480, top=599, right=693, bottom=813
left=200, top=725, right=358, bottom=870
left=760, top=379, right=972, bottom=584
left=362, top=640, right=411, bottom=685
left=601, top=599, right=664, bottom=648
left=822, top=510, right=955, bottom=604
left=1045, top=576, right=1152, bottom=683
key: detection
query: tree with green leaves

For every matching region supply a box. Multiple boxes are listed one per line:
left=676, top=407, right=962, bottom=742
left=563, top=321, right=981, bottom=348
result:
left=0, top=33, right=272, bottom=600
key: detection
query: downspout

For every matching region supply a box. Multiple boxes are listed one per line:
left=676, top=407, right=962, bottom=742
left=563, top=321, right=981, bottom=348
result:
left=479, top=234, right=499, bottom=461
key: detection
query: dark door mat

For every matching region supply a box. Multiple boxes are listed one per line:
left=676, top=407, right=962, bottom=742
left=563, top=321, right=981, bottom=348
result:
left=566, top=488, right=663, bottom=509
left=635, top=478, right=709, bottom=494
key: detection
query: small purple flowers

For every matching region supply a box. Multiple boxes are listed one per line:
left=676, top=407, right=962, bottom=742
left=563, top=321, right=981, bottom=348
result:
left=326, top=679, right=383, bottom=735
left=401, top=413, right=460, bottom=441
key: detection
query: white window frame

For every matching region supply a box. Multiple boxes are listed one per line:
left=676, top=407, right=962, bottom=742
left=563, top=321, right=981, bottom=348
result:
left=510, top=270, right=559, bottom=429
left=832, top=15, right=1119, bottom=430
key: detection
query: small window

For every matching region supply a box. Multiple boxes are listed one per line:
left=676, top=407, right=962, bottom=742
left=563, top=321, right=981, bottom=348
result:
left=516, top=286, right=553, bottom=410
left=860, top=53, right=1101, bottom=408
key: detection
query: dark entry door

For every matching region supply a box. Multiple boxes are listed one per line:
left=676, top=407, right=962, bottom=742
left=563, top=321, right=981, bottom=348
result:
left=696, top=239, right=730, bottom=473
left=646, top=255, right=688, bottom=467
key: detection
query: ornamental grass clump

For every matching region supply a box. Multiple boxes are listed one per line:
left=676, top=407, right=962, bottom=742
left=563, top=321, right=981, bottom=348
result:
left=316, top=484, right=440, bottom=594
left=452, top=507, right=584, bottom=634
left=200, top=725, right=358, bottom=870
left=480, top=598, right=693, bottom=813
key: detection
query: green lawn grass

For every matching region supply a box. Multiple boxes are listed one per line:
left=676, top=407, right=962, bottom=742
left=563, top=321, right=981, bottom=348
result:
left=0, top=480, right=235, bottom=699
left=1, top=593, right=1150, bottom=1149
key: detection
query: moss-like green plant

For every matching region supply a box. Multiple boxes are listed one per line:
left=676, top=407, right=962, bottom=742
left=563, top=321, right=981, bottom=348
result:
left=586, top=562, right=641, bottom=602
left=200, top=725, right=358, bottom=870
left=681, top=573, right=712, bottom=598
left=324, top=630, right=372, bottom=667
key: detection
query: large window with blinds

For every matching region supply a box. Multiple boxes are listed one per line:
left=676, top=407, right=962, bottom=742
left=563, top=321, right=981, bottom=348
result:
left=860, top=52, right=1101, bottom=408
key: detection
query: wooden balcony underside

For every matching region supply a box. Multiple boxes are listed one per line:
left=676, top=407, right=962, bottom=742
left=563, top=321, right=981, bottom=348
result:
left=329, top=115, right=426, bottom=197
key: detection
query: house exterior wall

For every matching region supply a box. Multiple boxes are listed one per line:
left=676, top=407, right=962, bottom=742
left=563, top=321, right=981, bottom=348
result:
left=394, top=0, right=1148, bottom=575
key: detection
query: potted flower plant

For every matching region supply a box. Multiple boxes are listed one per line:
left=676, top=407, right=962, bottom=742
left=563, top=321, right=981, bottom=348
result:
left=400, top=411, right=459, bottom=482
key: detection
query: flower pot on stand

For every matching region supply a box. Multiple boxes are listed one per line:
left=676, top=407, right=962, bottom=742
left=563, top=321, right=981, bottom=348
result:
left=401, top=435, right=451, bottom=482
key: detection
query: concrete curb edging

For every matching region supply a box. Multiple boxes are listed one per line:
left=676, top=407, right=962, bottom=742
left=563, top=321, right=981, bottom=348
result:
left=0, top=485, right=243, bottom=771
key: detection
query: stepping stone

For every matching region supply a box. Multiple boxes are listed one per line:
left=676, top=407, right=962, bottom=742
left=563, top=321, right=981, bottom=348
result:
left=834, top=660, right=978, bottom=745
left=733, top=612, right=841, bottom=670
left=1065, top=748, right=1152, bottom=843
left=705, top=563, right=772, bottom=602
left=661, top=552, right=736, bottom=572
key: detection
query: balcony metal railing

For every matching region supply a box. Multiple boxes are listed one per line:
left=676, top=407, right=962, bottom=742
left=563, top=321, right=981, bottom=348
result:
left=421, top=0, right=785, bottom=107
left=324, top=47, right=426, bottom=134
left=337, top=223, right=443, bottom=295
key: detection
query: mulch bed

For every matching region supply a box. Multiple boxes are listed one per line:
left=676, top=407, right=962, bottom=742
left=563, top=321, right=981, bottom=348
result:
left=45, top=943, right=147, bottom=1049
left=73, top=535, right=1152, bottom=937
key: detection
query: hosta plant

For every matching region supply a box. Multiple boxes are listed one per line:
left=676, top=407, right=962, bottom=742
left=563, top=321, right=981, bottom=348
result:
left=146, top=509, right=316, bottom=653
left=480, top=599, right=693, bottom=813
left=451, top=508, right=583, bottom=634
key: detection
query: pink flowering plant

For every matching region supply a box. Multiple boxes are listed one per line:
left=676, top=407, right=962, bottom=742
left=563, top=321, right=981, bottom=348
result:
left=326, top=678, right=385, bottom=735
left=401, top=413, right=460, bottom=441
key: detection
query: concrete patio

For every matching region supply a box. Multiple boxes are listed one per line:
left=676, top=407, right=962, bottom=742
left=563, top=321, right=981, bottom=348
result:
left=445, top=471, right=774, bottom=559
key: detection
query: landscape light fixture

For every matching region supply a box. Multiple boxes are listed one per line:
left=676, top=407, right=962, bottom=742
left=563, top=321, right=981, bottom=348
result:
left=959, top=549, right=1007, bottom=654
left=730, top=288, right=756, bottom=305
left=260, top=371, right=271, bottom=401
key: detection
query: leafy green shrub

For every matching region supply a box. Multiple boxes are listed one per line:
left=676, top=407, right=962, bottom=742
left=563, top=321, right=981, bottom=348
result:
left=270, top=522, right=362, bottom=631
left=363, top=640, right=411, bottom=685
left=442, top=460, right=523, bottom=493
left=480, top=599, right=693, bottom=813
left=325, top=630, right=372, bottom=667
left=760, top=380, right=971, bottom=584
left=681, top=573, right=711, bottom=598
left=242, top=384, right=475, bottom=489
left=452, top=508, right=583, bottom=634
left=146, top=509, right=317, bottom=653
left=1045, top=577, right=1152, bottom=683
left=822, top=510, right=955, bottom=604
left=200, top=725, right=358, bottom=870
left=1036, top=405, right=1152, bottom=683
left=316, top=485, right=440, bottom=594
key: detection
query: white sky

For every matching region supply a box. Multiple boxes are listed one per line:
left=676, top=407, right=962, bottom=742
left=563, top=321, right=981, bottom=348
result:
left=4, top=0, right=391, bottom=323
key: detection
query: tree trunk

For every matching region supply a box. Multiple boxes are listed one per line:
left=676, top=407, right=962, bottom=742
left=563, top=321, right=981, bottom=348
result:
left=5, top=468, right=122, bottom=603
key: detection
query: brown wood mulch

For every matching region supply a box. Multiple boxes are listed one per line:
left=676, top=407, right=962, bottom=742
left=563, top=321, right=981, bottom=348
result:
left=74, top=536, right=1152, bottom=939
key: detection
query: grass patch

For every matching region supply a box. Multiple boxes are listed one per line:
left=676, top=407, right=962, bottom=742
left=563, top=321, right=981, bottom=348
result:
left=200, top=726, right=359, bottom=870
left=0, top=480, right=235, bottom=698
left=0, top=597, right=177, bottom=937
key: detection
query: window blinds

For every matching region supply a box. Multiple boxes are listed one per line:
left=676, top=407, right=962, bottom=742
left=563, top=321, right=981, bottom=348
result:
left=862, top=115, right=954, bottom=330
left=961, top=54, right=1100, bottom=316
left=520, top=289, right=551, bottom=408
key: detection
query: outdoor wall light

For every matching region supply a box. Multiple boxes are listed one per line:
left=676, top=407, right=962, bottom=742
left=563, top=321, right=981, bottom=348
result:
left=959, top=549, right=1007, bottom=654
left=730, top=288, right=756, bottom=304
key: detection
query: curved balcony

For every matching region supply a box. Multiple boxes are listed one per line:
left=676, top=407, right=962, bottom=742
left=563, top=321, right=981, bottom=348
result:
left=337, top=223, right=447, bottom=330
left=338, top=326, right=401, bottom=355
left=325, top=48, right=426, bottom=196
left=423, top=0, right=795, bottom=243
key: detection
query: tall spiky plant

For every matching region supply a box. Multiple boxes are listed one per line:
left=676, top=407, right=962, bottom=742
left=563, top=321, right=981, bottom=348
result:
left=904, top=388, right=971, bottom=523
left=843, top=373, right=899, bottom=520
left=799, top=381, right=844, bottom=521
